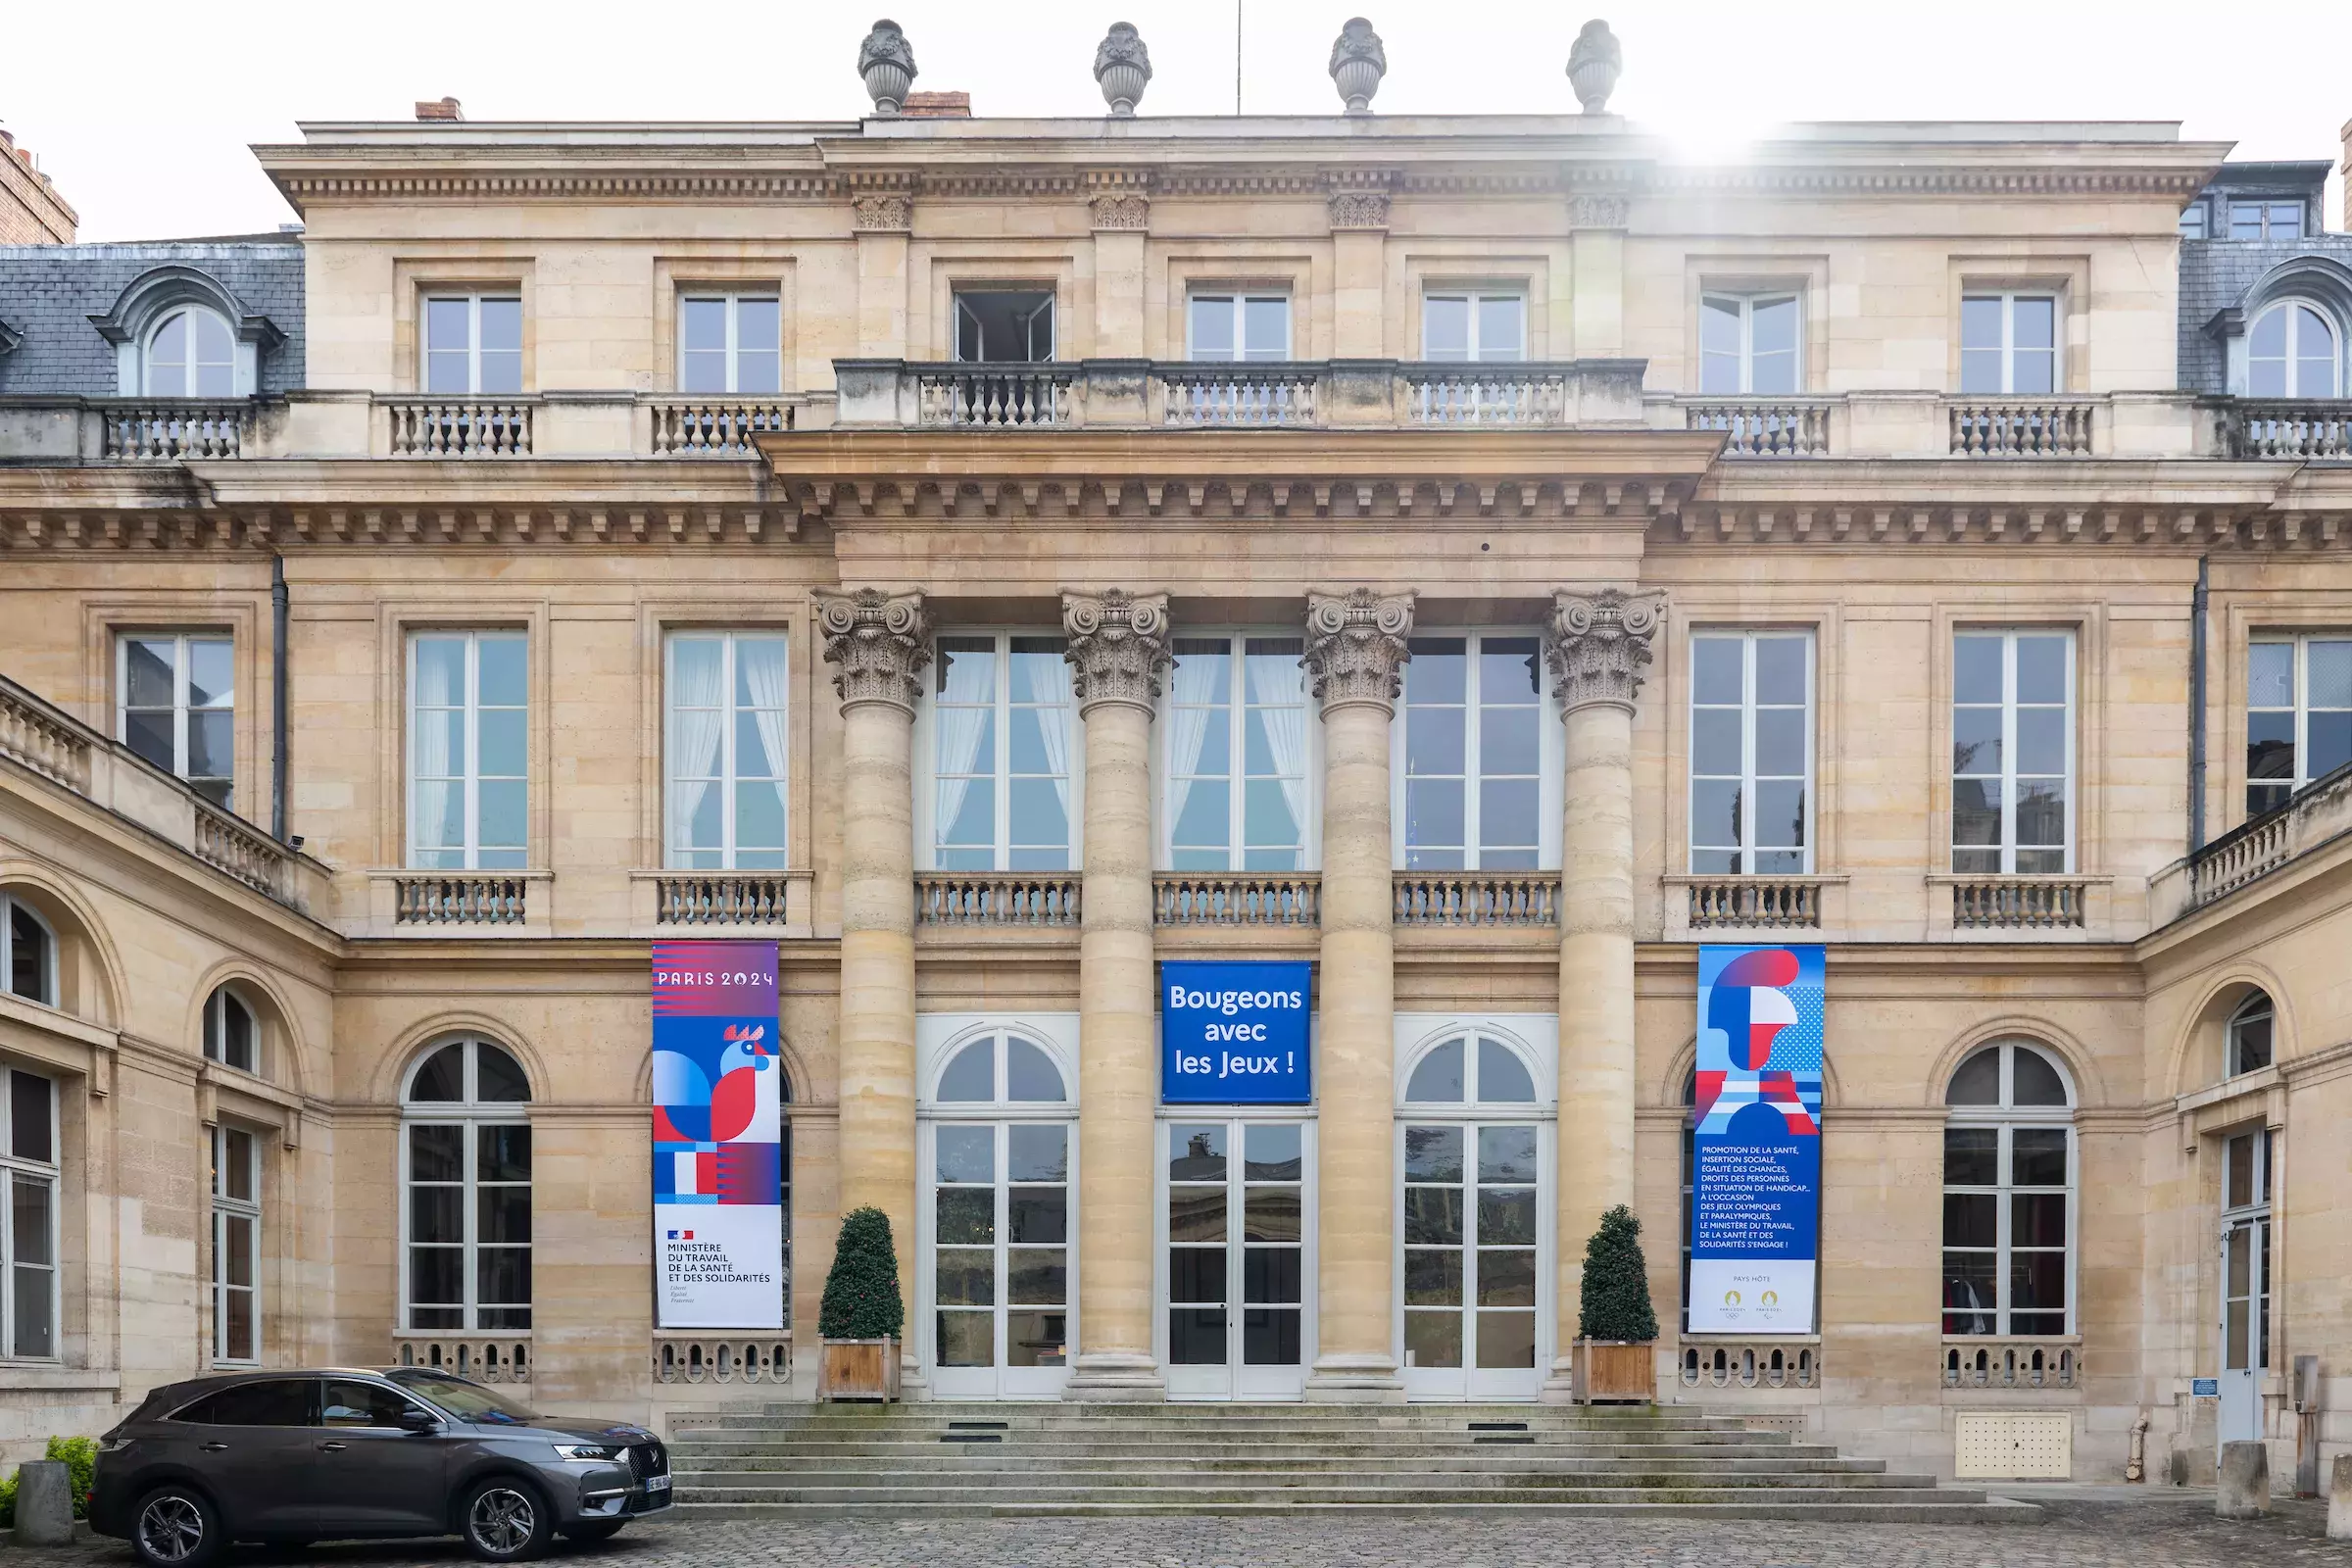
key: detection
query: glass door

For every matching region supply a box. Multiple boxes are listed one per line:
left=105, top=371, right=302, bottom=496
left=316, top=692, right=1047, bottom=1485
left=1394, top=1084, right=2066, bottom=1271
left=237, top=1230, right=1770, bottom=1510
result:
left=1400, top=1120, right=1544, bottom=1400
left=1162, top=1118, right=1310, bottom=1400
left=2218, top=1128, right=2271, bottom=1448
left=929, top=1119, right=1071, bottom=1398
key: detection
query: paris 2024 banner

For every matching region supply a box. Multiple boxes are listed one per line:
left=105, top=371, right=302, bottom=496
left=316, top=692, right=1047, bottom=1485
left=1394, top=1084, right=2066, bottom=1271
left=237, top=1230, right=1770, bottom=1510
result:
left=1689, top=944, right=1824, bottom=1334
left=652, top=940, right=784, bottom=1329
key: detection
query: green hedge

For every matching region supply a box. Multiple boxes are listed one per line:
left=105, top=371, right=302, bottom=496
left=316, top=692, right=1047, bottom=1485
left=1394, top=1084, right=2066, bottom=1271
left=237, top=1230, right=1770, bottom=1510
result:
left=0, top=1436, right=98, bottom=1527
left=818, top=1205, right=905, bottom=1340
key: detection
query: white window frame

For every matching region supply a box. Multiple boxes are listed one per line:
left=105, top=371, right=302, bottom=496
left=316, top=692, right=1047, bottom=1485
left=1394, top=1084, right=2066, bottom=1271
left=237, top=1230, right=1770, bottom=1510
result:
left=676, top=293, right=782, bottom=395
left=1, top=1066, right=60, bottom=1362
left=1, top=895, right=60, bottom=1009
left=398, top=1039, right=532, bottom=1335
left=1155, top=1113, right=1316, bottom=1399
left=1698, top=293, right=1799, bottom=395
left=1187, top=291, right=1293, bottom=363
left=1959, top=292, right=2060, bottom=396
left=664, top=631, right=790, bottom=871
left=1951, top=629, right=2076, bottom=875
left=1941, top=1041, right=2077, bottom=1339
left=2227, top=994, right=2275, bottom=1079
left=211, top=1122, right=261, bottom=1364
left=1420, top=289, right=1526, bottom=364
left=1158, top=632, right=1318, bottom=873
left=420, top=293, right=522, bottom=395
left=2179, top=203, right=2210, bottom=241
left=117, top=632, right=234, bottom=808
left=406, top=630, right=528, bottom=871
left=2246, top=634, right=2352, bottom=815
left=142, top=305, right=239, bottom=398
left=1392, top=631, right=1561, bottom=872
left=203, top=986, right=259, bottom=1076
left=2246, top=302, right=2341, bottom=399
left=918, top=632, right=1081, bottom=872
left=1687, top=630, right=1814, bottom=875
left=2229, top=200, right=2305, bottom=241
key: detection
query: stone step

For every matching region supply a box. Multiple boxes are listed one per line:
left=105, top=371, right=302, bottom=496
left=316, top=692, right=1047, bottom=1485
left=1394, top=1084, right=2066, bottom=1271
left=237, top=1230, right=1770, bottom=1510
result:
left=678, top=1467, right=1936, bottom=1492
left=671, top=1440, right=1848, bottom=1462
left=672, top=1498, right=2042, bottom=1522
left=668, top=1405, right=1761, bottom=1428
left=676, top=1453, right=1886, bottom=1477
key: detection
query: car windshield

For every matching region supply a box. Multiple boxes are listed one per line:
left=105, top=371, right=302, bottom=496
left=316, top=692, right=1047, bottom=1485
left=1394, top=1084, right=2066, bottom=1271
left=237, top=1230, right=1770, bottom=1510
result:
left=386, top=1370, right=539, bottom=1425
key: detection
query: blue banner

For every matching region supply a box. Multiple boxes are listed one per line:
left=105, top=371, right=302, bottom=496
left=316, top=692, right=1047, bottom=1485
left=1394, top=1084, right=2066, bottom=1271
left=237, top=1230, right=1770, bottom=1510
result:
left=1160, top=960, right=1312, bottom=1104
left=1689, top=944, right=1823, bottom=1334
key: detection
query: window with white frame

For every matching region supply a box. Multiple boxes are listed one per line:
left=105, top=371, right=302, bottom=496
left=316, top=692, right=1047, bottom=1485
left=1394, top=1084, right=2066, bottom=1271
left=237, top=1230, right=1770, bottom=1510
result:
left=145, top=306, right=236, bottom=398
left=929, top=635, right=1074, bottom=871
left=2229, top=200, right=2305, bottom=241
left=1163, top=636, right=1311, bottom=871
left=1189, top=293, right=1291, bottom=362
left=2227, top=993, right=2275, bottom=1078
left=679, top=294, right=781, bottom=395
left=402, top=1038, right=531, bottom=1332
left=203, top=986, right=259, bottom=1075
left=408, top=631, right=527, bottom=870
left=2, top=1068, right=57, bottom=1358
left=1699, top=294, right=1798, bottom=395
left=2247, top=302, right=2339, bottom=399
left=666, top=632, right=789, bottom=870
left=119, top=633, right=233, bottom=808
left=1941, top=1040, right=2073, bottom=1337
left=1422, top=290, right=1526, bottom=363
left=211, top=1123, right=259, bottom=1362
left=1951, top=631, right=2073, bottom=875
left=1399, top=636, right=1548, bottom=871
left=2179, top=203, right=2210, bottom=241
left=2, top=896, right=56, bottom=1008
left=1960, top=293, right=2058, bottom=395
left=2246, top=635, right=2352, bottom=815
left=1688, top=632, right=1812, bottom=874
left=423, top=294, right=522, bottom=395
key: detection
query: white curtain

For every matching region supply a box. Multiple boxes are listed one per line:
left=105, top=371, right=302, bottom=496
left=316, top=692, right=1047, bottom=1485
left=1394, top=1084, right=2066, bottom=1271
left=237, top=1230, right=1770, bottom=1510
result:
left=1248, top=650, right=1310, bottom=861
left=1165, top=650, right=1223, bottom=858
left=1028, top=650, right=1074, bottom=833
left=933, top=649, right=995, bottom=859
left=738, top=637, right=790, bottom=857
left=410, top=639, right=459, bottom=864
left=666, top=640, right=726, bottom=863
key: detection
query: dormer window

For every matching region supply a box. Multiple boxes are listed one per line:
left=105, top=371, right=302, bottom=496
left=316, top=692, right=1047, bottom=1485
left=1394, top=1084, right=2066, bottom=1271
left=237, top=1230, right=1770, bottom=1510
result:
left=145, top=307, right=236, bottom=397
left=2230, top=201, right=2304, bottom=241
left=2247, top=302, right=2339, bottom=399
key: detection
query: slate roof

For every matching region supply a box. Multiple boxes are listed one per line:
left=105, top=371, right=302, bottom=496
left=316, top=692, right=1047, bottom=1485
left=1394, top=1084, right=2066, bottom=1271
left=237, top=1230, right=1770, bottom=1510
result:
left=0, top=240, right=304, bottom=395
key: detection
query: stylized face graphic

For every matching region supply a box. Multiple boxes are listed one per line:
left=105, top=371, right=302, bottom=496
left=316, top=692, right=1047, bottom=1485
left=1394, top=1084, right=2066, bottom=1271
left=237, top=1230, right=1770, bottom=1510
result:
left=1706, top=947, right=1802, bottom=1071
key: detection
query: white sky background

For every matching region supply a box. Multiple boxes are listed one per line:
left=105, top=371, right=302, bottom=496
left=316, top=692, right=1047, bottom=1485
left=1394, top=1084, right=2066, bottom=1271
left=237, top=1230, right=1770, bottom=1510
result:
left=3, top=0, right=2346, bottom=242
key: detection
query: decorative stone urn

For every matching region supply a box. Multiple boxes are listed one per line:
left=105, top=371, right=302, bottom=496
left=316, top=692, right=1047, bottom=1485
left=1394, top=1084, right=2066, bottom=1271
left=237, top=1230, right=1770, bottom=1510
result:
left=857, top=18, right=917, bottom=116
left=1328, top=18, right=1387, bottom=115
left=1566, top=19, right=1622, bottom=114
left=1094, top=22, right=1152, bottom=118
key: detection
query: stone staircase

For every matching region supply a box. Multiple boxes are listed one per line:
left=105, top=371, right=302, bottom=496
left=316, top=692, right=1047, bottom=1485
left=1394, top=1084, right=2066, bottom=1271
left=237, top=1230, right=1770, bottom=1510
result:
left=665, top=1403, right=2037, bottom=1519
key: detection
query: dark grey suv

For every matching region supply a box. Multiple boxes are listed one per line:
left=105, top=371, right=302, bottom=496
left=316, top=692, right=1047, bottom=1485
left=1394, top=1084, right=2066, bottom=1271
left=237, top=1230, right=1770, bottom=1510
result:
left=89, top=1367, right=670, bottom=1566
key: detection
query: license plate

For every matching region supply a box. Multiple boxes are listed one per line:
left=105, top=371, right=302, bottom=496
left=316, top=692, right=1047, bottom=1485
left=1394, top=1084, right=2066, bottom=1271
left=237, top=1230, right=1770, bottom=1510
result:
left=643, top=1475, right=671, bottom=1493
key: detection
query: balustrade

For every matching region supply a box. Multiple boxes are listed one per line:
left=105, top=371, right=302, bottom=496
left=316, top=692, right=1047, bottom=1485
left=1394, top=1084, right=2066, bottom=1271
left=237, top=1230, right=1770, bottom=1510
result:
left=649, top=397, right=794, bottom=455
left=393, top=873, right=532, bottom=926
left=1152, top=872, right=1320, bottom=927
left=1405, top=367, right=1568, bottom=426
left=1684, top=877, right=1821, bottom=929
left=0, top=678, right=92, bottom=793
left=654, top=1335, right=794, bottom=1386
left=1160, top=365, right=1319, bottom=427
left=1682, top=398, right=1832, bottom=457
left=386, top=398, right=534, bottom=457
left=100, top=400, right=250, bottom=460
left=913, top=872, right=1082, bottom=927
left=1679, top=1340, right=1819, bottom=1391
left=1948, top=877, right=2086, bottom=930
left=1947, top=398, right=2093, bottom=457
left=1392, top=871, right=1558, bottom=927
left=2191, top=815, right=2293, bottom=906
left=396, top=1336, right=531, bottom=1383
left=193, top=808, right=291, bottom=902
left=1941, top=1339, right=2077, bottom=1390
left=654, top=871, right=798, bottom=926
left=2230, top=400, right=2352, bottom=460
left=917, top=366, right=1075, bottom=428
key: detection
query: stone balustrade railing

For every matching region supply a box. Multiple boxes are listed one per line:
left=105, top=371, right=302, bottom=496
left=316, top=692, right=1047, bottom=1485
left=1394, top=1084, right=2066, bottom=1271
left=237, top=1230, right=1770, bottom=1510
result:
left=1403, top=365, right=1571, bottom=426
left=1152, top=873, right=1321, bottom=927
left=1941, top=1338, right=2078, bottom=1391
left=2150, top=760, right=2352, bottom=926
left=2229, top=399, right=2352, bottom=460
left=193, top=808, right=295, bottom=902
left=1947, top=397, right=2095, bottom=458
left=1947, top=876, right=2089, bottom=930
left=917, top=365, right=1078, bottom=428
left=654, top=1334, right=793, bottom=1386
left=395, top=1336, right=531, bottom=1383
left=384, top=397, right=536, bottom=458
left=1680, top=398, right=1834, bottom=457
left=1679, top=1339, right=1820, bottom=1391
left=391, top=872, right=534, bottom=926
left=1392, top=871, right=1558, bottom=927
left=914, top=872, right=1083, bottom=927
left=1683, top=876, right=1823, bottom=930
left=647, top=396, right=796, bottom=455
left=1160, top=364, right=1320, bottom=427
left=648, top=870, right=808, bottom=928
left=100, top=399, right=254, bottom=460
left=0, top=678, right=93, bottom=792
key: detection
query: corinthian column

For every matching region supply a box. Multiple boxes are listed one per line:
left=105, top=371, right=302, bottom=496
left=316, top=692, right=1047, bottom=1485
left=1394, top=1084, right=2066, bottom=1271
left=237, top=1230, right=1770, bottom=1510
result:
left=1541, top=586, right=1664, bottom=1399
left=1301, top=587, right=1413, bottom=1401
left=815, top=587, right=930, bottom=1372
left=1061, top=588, right=1172, bottom=1399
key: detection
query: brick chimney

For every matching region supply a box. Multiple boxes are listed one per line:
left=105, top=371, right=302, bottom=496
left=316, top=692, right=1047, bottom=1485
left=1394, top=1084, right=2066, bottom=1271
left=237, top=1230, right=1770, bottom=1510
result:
left=0, top=124, right=77, bottom=244
left=902, top=91, right=972, bottom=120
left=416, top=97, right=466, bottom=122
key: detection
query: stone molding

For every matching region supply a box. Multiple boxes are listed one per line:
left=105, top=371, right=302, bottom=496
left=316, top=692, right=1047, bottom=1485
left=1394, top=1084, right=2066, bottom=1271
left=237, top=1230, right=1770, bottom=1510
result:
left=1089, top=193, right=1151, bottom=231
left=1328, top=190, right=1393, bottom=230
left=1544, top=587, right=1665, bottom=714
left=816, top=586, right=931, bottom=714
left=1303, top=588, right=1415, bottom=712
left=852, top=193, right=912, bottom=233
left=1567, top=192, right=1631, bottom=229
left=1062, top=588, right=1172, bottom=713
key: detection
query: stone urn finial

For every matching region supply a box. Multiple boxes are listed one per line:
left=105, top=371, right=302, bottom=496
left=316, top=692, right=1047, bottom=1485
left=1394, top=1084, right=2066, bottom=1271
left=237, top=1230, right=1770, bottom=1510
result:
left=1094, top=22, right=1152, bottom=118
left=1328, top=18, right=1387, bottom=115
left=1567, top=20, right=1622, bottom=114
left=858, top=19, right=918, bottom=116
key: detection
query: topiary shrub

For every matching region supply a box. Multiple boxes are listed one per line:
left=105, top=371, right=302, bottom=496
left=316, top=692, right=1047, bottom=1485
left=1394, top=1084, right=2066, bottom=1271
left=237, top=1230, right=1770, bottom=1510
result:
left=1577, top=1203, right=1660, bottom=1343
left=818, top=1205, right=905, bottom=1341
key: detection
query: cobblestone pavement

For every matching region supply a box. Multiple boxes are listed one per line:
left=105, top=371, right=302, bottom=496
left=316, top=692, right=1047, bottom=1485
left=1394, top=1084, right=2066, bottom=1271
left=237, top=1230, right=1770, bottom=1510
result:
left=17, top=1497, right=2351, bottom=1567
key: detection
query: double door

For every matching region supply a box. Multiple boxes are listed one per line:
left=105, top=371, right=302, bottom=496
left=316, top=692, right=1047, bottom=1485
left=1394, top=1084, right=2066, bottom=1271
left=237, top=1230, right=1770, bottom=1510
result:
left=1162, top=1117, right=1311, bottom=1399
left=2219, top=1128, right=2272, bottom=1448
left=927, top=1118, right=1073, bottom=1398
left=1399, top=1118, right=1547, bottom=1400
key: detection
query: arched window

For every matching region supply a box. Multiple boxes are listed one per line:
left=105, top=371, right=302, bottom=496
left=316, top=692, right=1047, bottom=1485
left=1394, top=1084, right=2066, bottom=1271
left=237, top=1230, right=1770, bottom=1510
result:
left=2248, top=302, right=2339, bottom=399
left=1401, top=1034, right=1539, bottom=1105
left=2227, top=993, right=2275, bottom=1077
left=935, top=1032, right=1068, bottom=1104
left=2, top=895, right=57, bottom=1007
left=1941, top=1040, right=2074, bottom=1337
left=203, top=987, right=258, bottom=1075
left=145, top=306, right=236, bottom=397
left=402, top=1038, right=532, bottom=1332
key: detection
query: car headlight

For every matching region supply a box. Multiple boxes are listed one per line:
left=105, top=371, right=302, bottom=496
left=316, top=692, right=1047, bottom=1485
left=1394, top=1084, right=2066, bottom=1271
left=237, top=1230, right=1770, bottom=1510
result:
left=552, top=1443, right=616, bottom=1462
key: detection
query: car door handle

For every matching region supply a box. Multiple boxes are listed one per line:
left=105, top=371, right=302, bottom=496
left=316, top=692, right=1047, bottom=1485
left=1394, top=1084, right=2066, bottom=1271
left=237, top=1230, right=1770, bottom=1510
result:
left=200, top=1442, right=229, bottom=1452
left=318, top=1441, right=348, bottom=1452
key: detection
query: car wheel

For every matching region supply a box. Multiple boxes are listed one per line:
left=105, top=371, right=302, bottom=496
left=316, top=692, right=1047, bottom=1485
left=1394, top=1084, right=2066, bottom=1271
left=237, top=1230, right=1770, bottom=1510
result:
left=561, top=1520, right=626, bottom=1544
left=461, top=1476, right=552, bottom=1562
left=130, top=1485, right=220, bottom=1568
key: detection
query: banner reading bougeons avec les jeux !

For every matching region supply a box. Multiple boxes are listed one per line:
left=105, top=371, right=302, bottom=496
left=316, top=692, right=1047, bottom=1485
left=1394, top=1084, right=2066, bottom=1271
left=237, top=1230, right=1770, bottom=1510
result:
left=652, top=940, right=783, bottom=1330
left=1689, top=943, right=1824, bottom=1335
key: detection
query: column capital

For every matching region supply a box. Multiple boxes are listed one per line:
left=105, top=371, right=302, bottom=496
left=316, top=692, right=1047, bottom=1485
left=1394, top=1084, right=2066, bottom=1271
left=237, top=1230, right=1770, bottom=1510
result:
left=816, top=586, right=931, bottom=715
left=1304, top=588, right=1415, bottom=713
left=1062, top=588, right=1172, bottom=713
left=1544, top=587, right=1665, bottom=714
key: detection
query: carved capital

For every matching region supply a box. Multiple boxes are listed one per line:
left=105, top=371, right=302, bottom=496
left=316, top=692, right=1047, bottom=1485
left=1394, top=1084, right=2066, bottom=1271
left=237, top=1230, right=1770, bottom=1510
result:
left=816, top=587, right=931, bottom=714
left=1544, top=588, right=1665, bottom=714
left=1303, top=588, right=1415, bottom=711
left=1089, top=193, right=1151, bottom=231
left=1327, top=190, right=1392, bottom=230
left=1062, top=589, right=1172, bottom=712
left=853, top=193, right=912, bottom=232
left=1566, top=192, right=1630, bottom=229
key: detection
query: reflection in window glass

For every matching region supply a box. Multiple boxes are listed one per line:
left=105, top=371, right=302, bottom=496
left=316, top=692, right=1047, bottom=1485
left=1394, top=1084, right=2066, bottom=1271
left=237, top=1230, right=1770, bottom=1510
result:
left=1688, top=633, right=1811, bottom=874
left=402, top=1039, right=532, bottom=1333
left=2246, top=636, right=2352, bottom=816
left=1951, top=631, right=2072, bottom=874
left=409, top=632, right=527, bottom=870
left=679, top=295, right=782, bottom=395
left=932, top=636, right=1072, bottom=871
left=1401, top=636, right=1544, bottom=870
left=2, top=1069, right=56, bottom=1358
left=119, top=634, right=235, bottom=808
left=1941, top=1042, right=2072, bottom=1337
left=1960, top=294, right=2057, bottom=396
left=424, top=296, right=521, bottom=395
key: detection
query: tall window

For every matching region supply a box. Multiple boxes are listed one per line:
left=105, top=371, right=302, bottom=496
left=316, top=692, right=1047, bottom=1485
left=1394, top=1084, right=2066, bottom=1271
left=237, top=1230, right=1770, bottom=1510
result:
left=1941, top=1040, right=2073, bottom=1337
left=2221, top=1127, right=2272, bottom=1390
left=953, top=290, right=1054, bottom=363
left=1960, top=294, right=2058, bottom=395
left=119, top=634, right=233, bottom=809
left=2247, top=303, right=2339, bottom=399
left=1189, top=294, right=1291, bottom=361
left=2229, top=201, right=2304, bottom=240
left=2, top=896, right=57, bottom=1007
left=1688, top=632, right=1812, bottom=874
left=679, top=295, right=781, bottom=395
left=666, top=632, right=789, bottom=870
left=1423, top=291, right=1525, bottom=362
left=1163, top=636, right=1311, bottom=871
left=402, top=1038, right=532, bottom=1332
left=2, top=1068, right=57, bottom=1359
left=930, top=635, right=1073, bottom=871
left=423, top=295, right=522, bottom=395
left=1399, top=635, right=1546, bottom=870
left=145, top=307, right=235, bottom=397
left=211, top=1124, right=259, bottom=1363
left=408, top=632, right=527, bottom=870
left=1699, top=294, right=1797, bottom=395
left=2245, top=636, right=2352, bottom=815
left=1951, top=631, right=2073, bottom=874
left=203, top=987, right=258, bottom=1075
left=2228, top=993, right=2275, bottom=1077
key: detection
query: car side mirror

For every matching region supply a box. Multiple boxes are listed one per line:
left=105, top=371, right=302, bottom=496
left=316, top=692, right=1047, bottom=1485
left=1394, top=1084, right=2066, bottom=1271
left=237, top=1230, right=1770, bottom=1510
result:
left=398, top=1408, right=442, bottom=1434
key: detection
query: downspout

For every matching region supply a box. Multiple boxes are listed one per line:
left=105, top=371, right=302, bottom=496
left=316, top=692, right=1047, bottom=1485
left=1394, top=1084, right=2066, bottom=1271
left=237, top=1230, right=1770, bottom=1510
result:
left=271, top=555, right=289, bottom=842
left=2189, top=556, right=2208, bottom=856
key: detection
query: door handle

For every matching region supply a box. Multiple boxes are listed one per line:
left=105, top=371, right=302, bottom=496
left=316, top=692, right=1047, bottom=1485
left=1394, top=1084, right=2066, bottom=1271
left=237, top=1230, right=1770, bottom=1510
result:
left=199, top=1443, right=228, bottom=1452
left=318, top=1441, right=348, bottom=1452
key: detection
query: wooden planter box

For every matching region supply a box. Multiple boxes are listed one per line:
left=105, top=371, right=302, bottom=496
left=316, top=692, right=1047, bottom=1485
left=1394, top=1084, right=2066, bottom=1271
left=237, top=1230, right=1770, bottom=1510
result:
left=817, top=1336, right=900, bottom=1402
left=1574, top=1339, right=1655, bottom=1404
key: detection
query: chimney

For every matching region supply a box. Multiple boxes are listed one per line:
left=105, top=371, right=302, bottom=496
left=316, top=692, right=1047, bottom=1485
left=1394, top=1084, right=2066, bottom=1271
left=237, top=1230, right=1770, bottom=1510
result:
left=901, top=91, right=971, bottom=120
left=416, top=97, right=465, bottom=122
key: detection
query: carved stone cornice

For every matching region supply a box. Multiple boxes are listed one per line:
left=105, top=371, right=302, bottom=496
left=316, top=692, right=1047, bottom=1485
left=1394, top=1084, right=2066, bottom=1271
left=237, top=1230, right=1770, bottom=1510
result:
left=1544, top=588, right=1665, bottom=714
left=852, top=193, right=912, bottom=233
left=1062, top=589, right=1171, bottom=713
left=1303, top=588, right=1414, bottom=712
left=816, top=587, right=931, bottom=715
left=1089, top=193, right=1150, bottom=231
left=1327, top=190, right=1392, bottom=230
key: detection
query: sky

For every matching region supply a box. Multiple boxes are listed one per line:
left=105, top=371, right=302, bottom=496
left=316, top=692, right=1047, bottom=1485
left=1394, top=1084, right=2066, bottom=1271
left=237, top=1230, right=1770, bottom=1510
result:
left=4, top=0, right=2346, bottom=242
